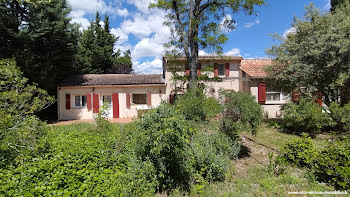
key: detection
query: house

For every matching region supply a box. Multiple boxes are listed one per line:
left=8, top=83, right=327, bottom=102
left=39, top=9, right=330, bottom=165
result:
left=57, top=56, right=290, bottom=120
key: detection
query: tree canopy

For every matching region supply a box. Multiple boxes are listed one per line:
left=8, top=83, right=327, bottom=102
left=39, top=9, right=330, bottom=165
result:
left=266, top=3, right=350, bottom=106
left=74, top=13, right=133, bottom=74
left=151, top=0, right=264, bottom=83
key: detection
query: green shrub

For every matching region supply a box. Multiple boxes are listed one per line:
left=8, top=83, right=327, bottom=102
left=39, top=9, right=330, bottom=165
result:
left=0, top=124, right=157, bottom=196
left=281, top=98, right=329, bottom=137
left=175, top=85, right=222, bottom=121
left=328, top=102, right=350, bottom=134
left=192, top=133, right=240, bottom=182
left=313, top=138, right=350, bottom=190
left=130, top=103, right=195, bottom=190
left=219, top=90, right=263, bottom=138
left=280, top=135, right=317, bottom=168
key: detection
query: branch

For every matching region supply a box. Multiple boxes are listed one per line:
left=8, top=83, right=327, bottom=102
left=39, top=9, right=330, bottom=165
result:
left=199, top=0, right=233, bottom=15
left=172, top=0, right=190, bottom=58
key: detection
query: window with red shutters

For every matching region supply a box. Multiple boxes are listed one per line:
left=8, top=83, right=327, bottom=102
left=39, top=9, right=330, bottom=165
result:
left=214, top=63, right=218, bottom=77
left=93, top=93, right=99, bottom=113
left=65, top=94, right=71, bottom=109
left=258, top=83, right=266, bottom=104
left=225, top=63, right=230, bottom=77
left=86, top=94, right=92, bottom=110
left=112, top=93, right=119, bottom=118
left=147, top=92, right=151, bottom=107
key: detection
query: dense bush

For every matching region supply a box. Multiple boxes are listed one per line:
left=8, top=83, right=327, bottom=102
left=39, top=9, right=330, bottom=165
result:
left=328, top=102, right=350, bottom=134
left=0, top=59, right=54, bottom=168
left=192, top=133, right=240, bottom=182
left=0, top=123, right=157, bottom=196
left=313, top=138, right=350, bottom=190
left=281, top=98, right=329, bottom=137
left=279, top=135, right=317, bottom=168
left=219, top=90, right=263, bottom=139
left=175, top=84, right=223, bottom=121
left=129, top=103, right=194, bottom=190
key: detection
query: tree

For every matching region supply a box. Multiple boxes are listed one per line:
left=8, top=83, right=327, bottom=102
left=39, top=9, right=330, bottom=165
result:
left=14, top=0, right=79, bottom=95
left=74, top=13, right=120, bottom=74
left=150, top=0, right=264, bottom=84
left=0, top=59, right=54, bottom=166
left=0, top=0, right=29, bottom=59
left=330, top=0, right=350, bottom=12
left=266, top=4, right=350, bottom=106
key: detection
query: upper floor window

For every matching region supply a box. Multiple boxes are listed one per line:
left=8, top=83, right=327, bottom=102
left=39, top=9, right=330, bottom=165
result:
left=218, top=64, right=225, bottom=76
left=74, top=95, right=87, bottom=107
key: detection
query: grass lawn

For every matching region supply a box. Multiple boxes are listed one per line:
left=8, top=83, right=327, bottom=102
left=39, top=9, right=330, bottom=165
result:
left=241, top=123, right=329, bottom=150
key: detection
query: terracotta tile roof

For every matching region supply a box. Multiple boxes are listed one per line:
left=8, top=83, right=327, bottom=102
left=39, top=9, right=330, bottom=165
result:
left=59, top=74, right=164, bottom=87
left=164, top=55, right=243, bottom=61
left=240, top=59, right=274, bottom=78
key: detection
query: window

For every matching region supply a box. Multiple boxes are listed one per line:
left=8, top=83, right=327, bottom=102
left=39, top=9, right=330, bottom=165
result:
left=218, top=64, right=225, bottom=76
left=266, top=87, right=290, bottom=102
left=242, top=71, right=246, bottom=78
left=74, top=95, right=87, bottom=107
left=132, top=94, right=147, bottom=104
left=103, top=96, right=112, bottom=108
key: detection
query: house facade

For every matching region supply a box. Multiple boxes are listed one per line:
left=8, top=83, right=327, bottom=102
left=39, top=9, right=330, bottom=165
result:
left=57, top=56, right=289, bottom=120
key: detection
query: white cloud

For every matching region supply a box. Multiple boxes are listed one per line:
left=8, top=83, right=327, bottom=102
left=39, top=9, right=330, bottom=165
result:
left=131, top=33, right=166, bottom=59
left=199, top=50, right=208, bottom=56
left=133, top=58, right=163, bottom=74
left=111, top=28, right=129, bottom=44
left=128, top=0, right=155, bottom=13
left=283, top=27, right=296, bottom=38
left=116, top=8, right=129, bottom=17
left=244, top=19, right=260, bottom=28
left=68, top=0, right=114, bottom=14
left=225, top=48, right=241, bottom=56
left=70, top=10, right=90, bottom=31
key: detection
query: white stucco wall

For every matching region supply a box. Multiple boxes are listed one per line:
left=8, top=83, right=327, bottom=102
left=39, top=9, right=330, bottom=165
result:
left=58, top=85, right=167, bottom=120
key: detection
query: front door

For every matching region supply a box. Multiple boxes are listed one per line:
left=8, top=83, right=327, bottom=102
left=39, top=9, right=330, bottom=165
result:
left=101, top=95, right=113, bottom=118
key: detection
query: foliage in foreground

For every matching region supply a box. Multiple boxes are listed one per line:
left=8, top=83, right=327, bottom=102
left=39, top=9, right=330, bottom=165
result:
left=281, top=98, right=329, bottom=137
left=219, top=90, right=263, bottom=139
left=174, top=85, right=223, bottom=121
left=280, top=98, right=350, bottom=136
left=280, top=137, right=350, bottom=190
left=0, top=59, right=54, bottom=168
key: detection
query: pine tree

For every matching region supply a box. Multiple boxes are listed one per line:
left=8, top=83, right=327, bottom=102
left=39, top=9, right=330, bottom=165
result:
left=74, top=12, right=118, bottom=74
left=17, top=0, right=79, bottom=95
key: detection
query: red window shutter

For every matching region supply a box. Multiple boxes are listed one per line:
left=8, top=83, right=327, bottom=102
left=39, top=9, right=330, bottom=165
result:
left=225, top=63, right=230, bottom=77
left=197, top=63, right=201, bottom=76
left=65, top=94, right=71, bottom=110
left=126, top=93, right=131, bottom=109
left=112, top=93, right=119, bottom=118
left=292, top=89, right=300, bottom=102
left=185, top=65, right=190, bottom=76
left=317, top=91, right=322, bottom=107
left=169, top=94, right=174, bottom=104
left=86, top=94, right=92, bottom=110
left=93, top=93, right=99, bottom=113
left=214, top=63, right=218, bottom=77
left=258, top=83, right=266, bottom=104
left=147, top=92, right=151, bottom=107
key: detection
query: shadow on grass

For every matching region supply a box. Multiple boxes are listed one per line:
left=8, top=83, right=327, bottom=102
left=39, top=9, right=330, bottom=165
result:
left=238, top=144, right=251, bottom=159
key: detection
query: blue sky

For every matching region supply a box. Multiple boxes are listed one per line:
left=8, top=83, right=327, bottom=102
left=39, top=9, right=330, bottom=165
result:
left=67, top=0, right=331, bottom=74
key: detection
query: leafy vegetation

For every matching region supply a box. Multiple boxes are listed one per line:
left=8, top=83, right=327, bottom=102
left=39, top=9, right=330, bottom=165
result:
left=266, top=3, right=350, bottom=106
left=0, top=59, right=54, bottom=168
left=220, top=90, right=263, bottom=140
left=280, top=98, right=330, bottom=137
left=150, top=0, right=264, bottom=83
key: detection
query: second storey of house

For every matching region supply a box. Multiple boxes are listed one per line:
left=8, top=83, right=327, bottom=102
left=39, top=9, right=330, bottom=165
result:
left=162, top=56, right=251, bottom=98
